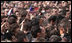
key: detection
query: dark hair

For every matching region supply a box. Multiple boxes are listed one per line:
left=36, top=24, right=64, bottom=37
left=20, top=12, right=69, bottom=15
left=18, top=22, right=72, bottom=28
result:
left=8, top=15, right=17, bottom=24
left=48, top=15, right=57, bottom=23
left=23, top=21, right=32, bottom=31
left=50, top=29, right=59, bottom=36
left=8, top=15, right=17, bottom=19
left=31, top=18, right=39, bottom=26
left=58, top=18, right=71, bottom=33
left=15, top=31, right=26, bottom=42
left=19, top=9, right=27, bottom=17
left=1, top=16, right=8, bottom=22
left=49, top=35, right=62, bottom=42
left=9, top=23, right=19, bottom=35
left=31, top=25, right=41, bottom=38
left=36, top=37, right=46, bottom=42
left=19, top=10, right=27, bottom=24
left=22, top=18, right=32, bottom=31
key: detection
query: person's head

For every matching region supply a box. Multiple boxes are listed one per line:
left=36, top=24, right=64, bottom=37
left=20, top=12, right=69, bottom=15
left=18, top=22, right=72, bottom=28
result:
left=9, top=23, right=19, bottom=35
left=4, top=9, right=9, bottom=15
left=18, top=2, right=24, bottom=8
left=24, top=4, right=28, bottom=8
left=1, top=16, right=9, bottom=33
left=15, top=31, right=28, bottom=42
left=38, top=2, right=42, bottom=6
left=1, top=16, right=8, bottom=24
left=48, top=16, right=57, bottom=25
left=23, top=20, right=32, bottom=32
left=15, top=11, right=20, bottom=17
left=13, top=7, right=18, bottom=13
left=49, top=2, right=54, bottom=7
left=41, top=8, right=45, bottom=13
left=12, top=35, right=17, bottom=42
left=58, top=19, right=71, bottom=35
left=8, top=15, right=17, bottom=24
left=49, top=35, right=62, bottom=42
left=59, top=26, right=65, bottom=35
left=33, top=2, right=38, bottom=7
left=68, top=1, right=71, bottom=5
left=62, top=1, right=68, bottom=7
left=52, top=8, right=58, bottom=15
left=19, top=9, right=27, bottom=18
left=10, top=3, right=14, bottom=8
left=1, top=10, right=5, bottom=16
left=65, top=11, right=70, bottom=18
left=39, top=18, right=44, bottom=26
left=49, top=28, right=59, bottom=36
left=31, top=25, right=41, bottom=38
left=35, top=37, right=46, bottom=42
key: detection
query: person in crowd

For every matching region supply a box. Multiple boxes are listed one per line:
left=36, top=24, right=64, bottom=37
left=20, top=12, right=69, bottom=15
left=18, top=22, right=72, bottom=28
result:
left=1, top=1, right=71, bottom=42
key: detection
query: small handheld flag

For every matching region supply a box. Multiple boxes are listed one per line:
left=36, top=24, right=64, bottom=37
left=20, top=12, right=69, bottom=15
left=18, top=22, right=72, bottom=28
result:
left=7, top=8, right=13, bottom=16
left=34, top=7, right=39, bottom=11
left=29, top=6, right=34, bottom=11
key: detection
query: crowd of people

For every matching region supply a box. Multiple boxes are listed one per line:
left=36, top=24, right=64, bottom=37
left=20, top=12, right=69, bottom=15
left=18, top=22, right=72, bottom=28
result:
left=1, top=1, right=71, bottom=42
